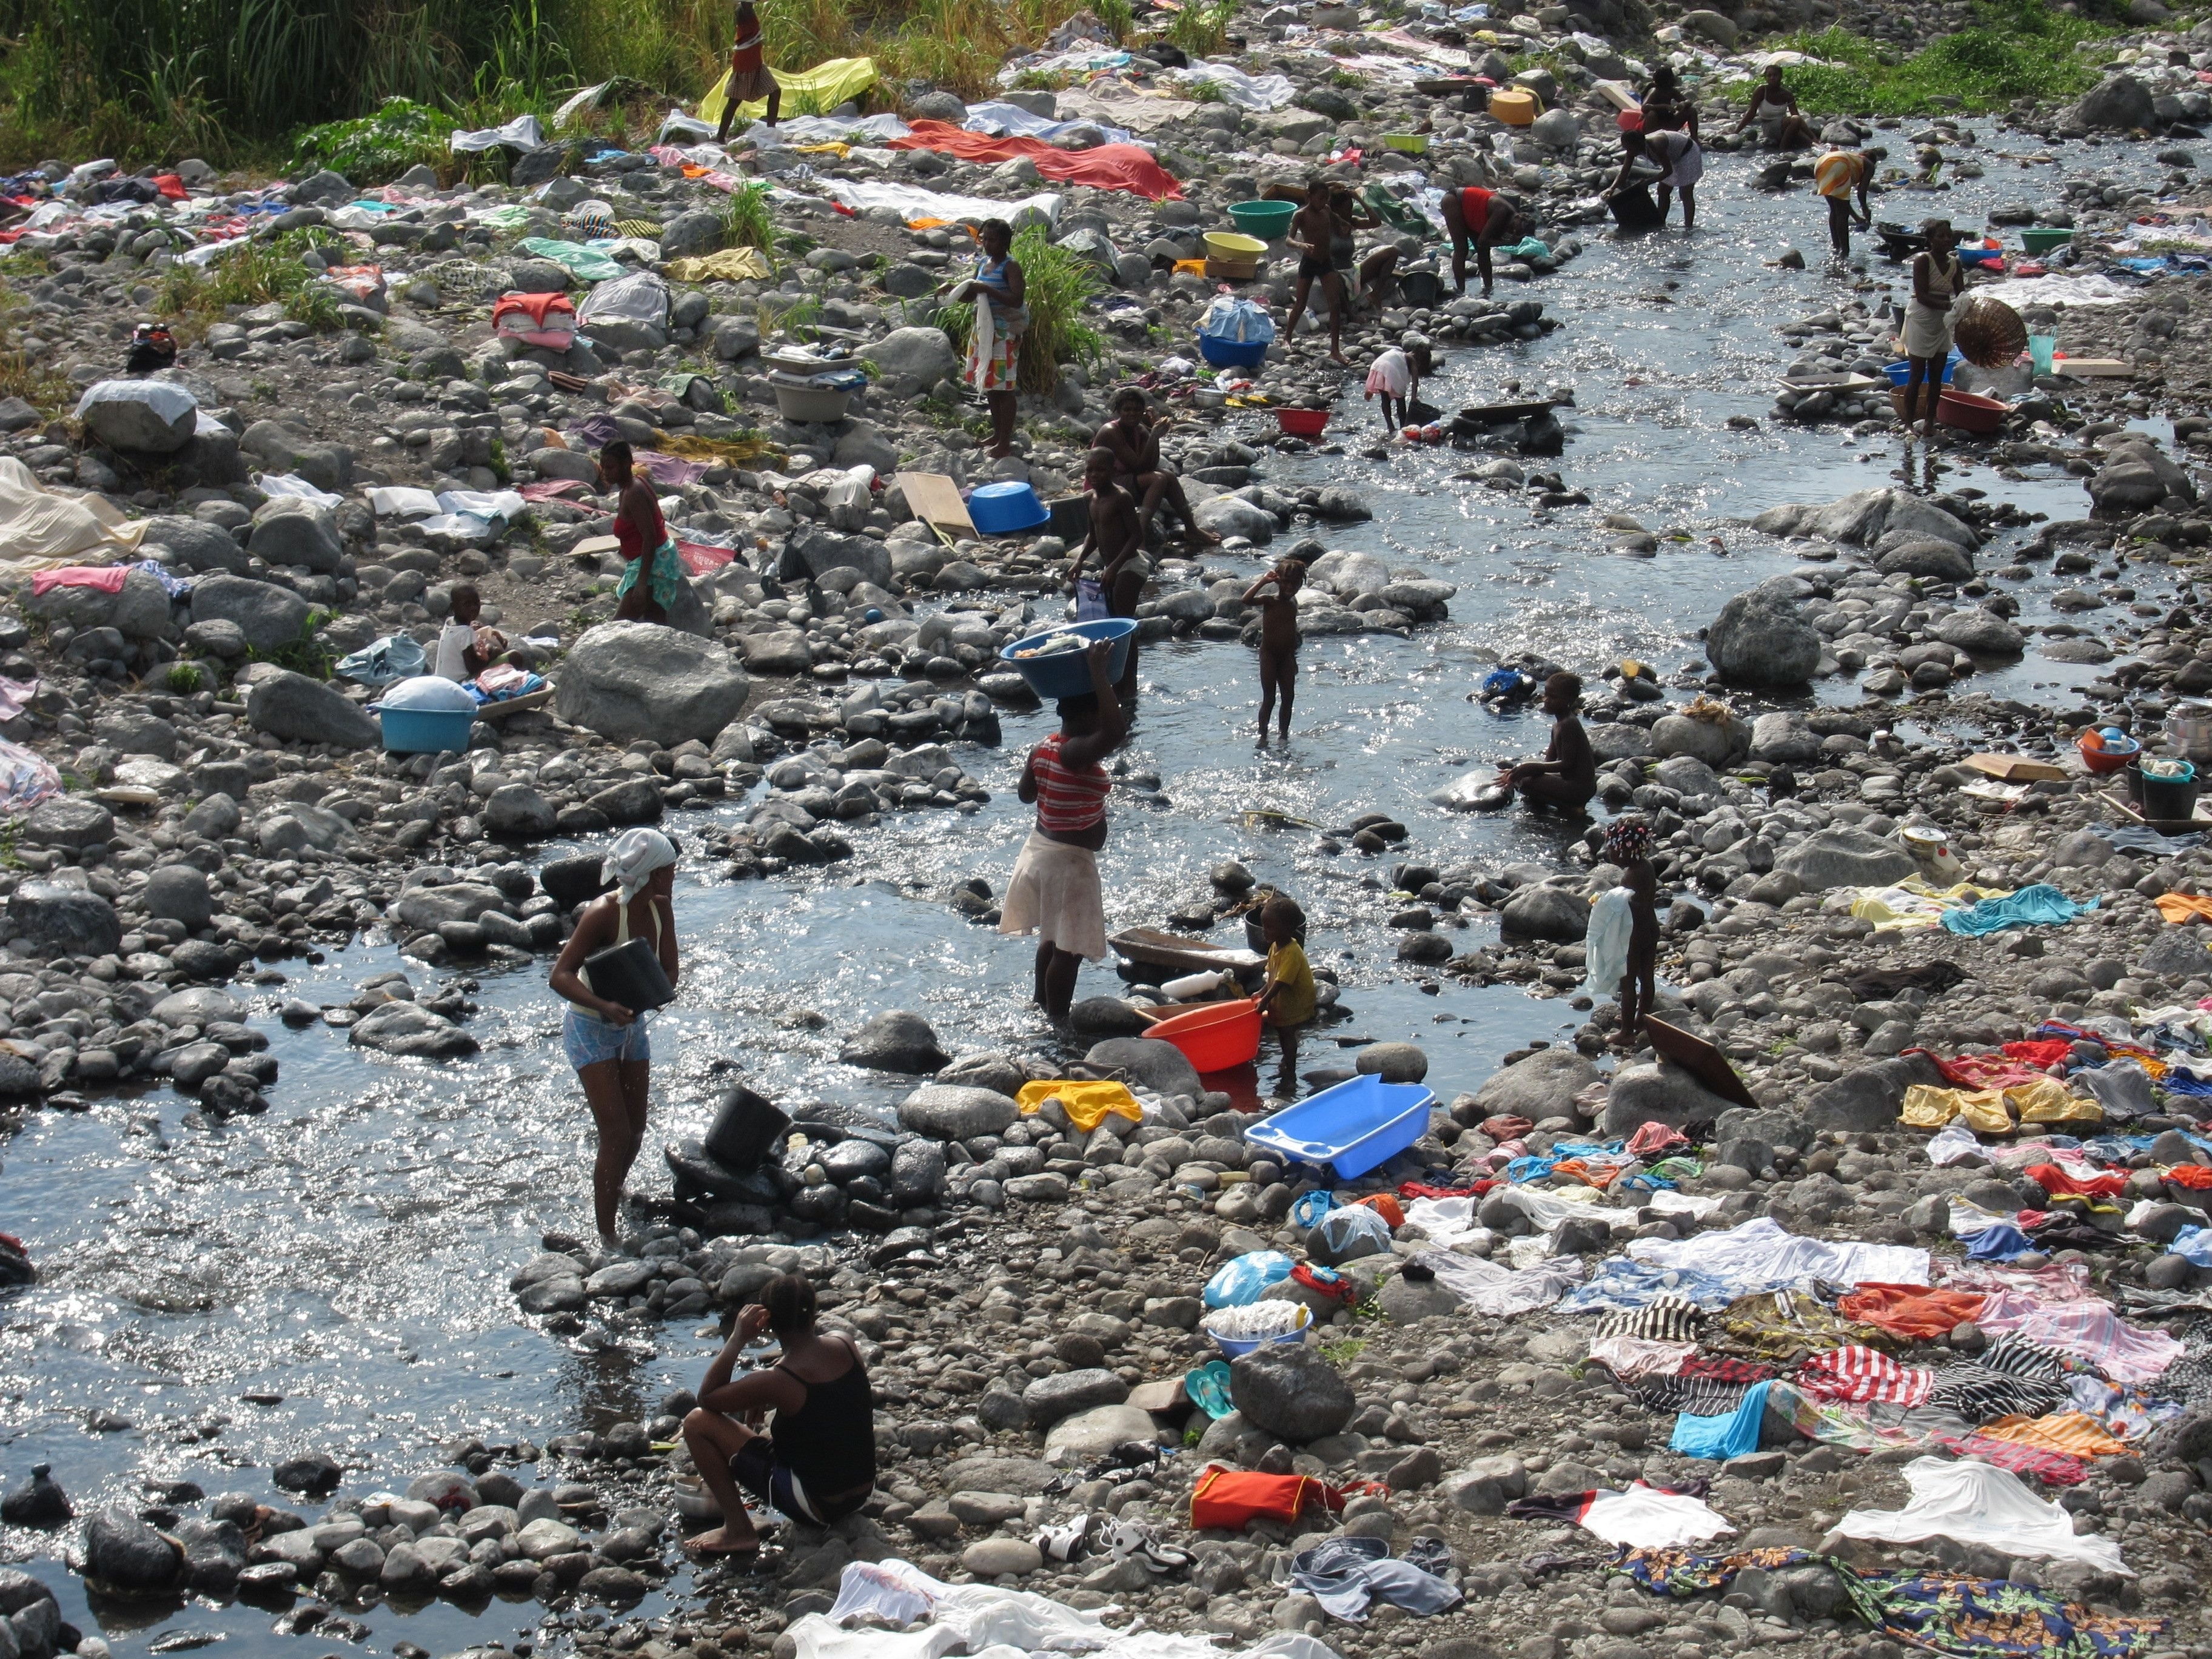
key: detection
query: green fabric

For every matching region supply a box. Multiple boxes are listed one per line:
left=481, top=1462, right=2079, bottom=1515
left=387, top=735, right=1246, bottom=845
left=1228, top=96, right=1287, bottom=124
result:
left=514, top=237, right=625, bottom=283
left=1363, top=184, right=1433, bottom=238
left=697, top=56, right=877, bottom=125
left=611, top=538, right=684, bottom=611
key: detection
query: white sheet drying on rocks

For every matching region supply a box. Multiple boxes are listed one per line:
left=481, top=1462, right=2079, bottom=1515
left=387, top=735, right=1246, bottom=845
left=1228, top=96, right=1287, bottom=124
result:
left=1416, top=1247, right=1585, bottom=1316
left=813, top=1559, right=1118, bottom=1653
left=819, top=179, right=1064, bottom=228
left=1626, top=1216, right=1929, bottom=1292
left=1965, top=273, right=2137, bottom=307
left=0, top=455, right=147, bottom=574
left=1834, top=1456, right=2131, bottom=1574
left=1164, top=61, right=1297, bottom=110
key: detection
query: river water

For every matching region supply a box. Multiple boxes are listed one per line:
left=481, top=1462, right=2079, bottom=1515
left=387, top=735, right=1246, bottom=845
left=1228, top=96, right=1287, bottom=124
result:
left=0, top=136, right=2176, bottom=1658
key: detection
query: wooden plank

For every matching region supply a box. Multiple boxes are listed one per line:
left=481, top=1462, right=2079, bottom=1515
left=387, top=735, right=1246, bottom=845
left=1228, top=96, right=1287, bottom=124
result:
left=2055, top=358, right=2134, bottom=378
left=1965, top=751, right=2067, bottom=782
left=894, top=471, right=976, bottom=536
left=475, top=687, right=555, bottom=720
left=1643, top=1016, right=1760, bottom=1111
left=572, top=533, right=622, bottom=561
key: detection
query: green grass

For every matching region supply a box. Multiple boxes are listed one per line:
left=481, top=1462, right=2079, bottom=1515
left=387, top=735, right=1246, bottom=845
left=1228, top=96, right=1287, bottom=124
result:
left=158, top=229, right=347, bottom=333
left=248, top=616, right=334, bottom=681
left=1319, top=1336, right=1366, bottom=1364
left=1091, top=0, right=1133, bottom=42
left=1165, top=0, right=1235, bottom=59
left=935, top=223, right=1104, bottom=396
left=720, top=184, right=775, bottom=253
left=164, top=662, right=205, bottom=695
left=1771, top=1, right=2111, bottom=116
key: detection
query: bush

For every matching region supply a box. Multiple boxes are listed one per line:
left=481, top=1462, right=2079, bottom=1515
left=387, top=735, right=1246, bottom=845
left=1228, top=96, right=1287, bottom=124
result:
left=289, top=97, right=455, bottom=182
left=164, top=662, right=206, bottom=695
left=1776, top=1, right=2108, bottom=115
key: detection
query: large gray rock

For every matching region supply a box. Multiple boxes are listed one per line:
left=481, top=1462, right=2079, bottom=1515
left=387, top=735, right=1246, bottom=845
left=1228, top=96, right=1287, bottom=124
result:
left=1467, top=1047, right=1599, bottom=1124
left=792, top=528, right=894, bottom=591
left=889, top=1138, right=947, bottom=1205
left=1877, top=540, right=1975, bottom=581
left=78, top=384, right=194, bottom=453
left=1804, top=1053, right=1945, bottom=1133
left=249, top=671, right=380, bottom=748
left=2076, top=73, right=2156, bottom=130
left=1229, top=1346, right=1355, bottom=1443
left=247, top=498, right=345, bottom=573
left=22, top=797, right=114, bottom=848
left=1651, top=709, right=1747, bottom=766
left=1021, top=1367, right=1128, bottom=1427
left=840, top=1011, right=947, bottom=1073
left=659, top=210, right=722, bottom=260
left=7, top=881, right=120, bottom=957
left=1602, top=1059, right=1739, bottom=1135
left=1083, top=1037, right=1203, bottom=1099
left=1772, top=825, right=1914, bottom=891
left=349, top=1002, right=480, bottom=1059
left=144, top=865, right=213, bottom=928
left=1749, top=712, right=1821, bottom=763
left=239, top=421, right=352, bottom=493
left=897, top=1084, right=1018, bottom=1139
left=81, top=1509, right=181, bottom=1595
left=191, top=573, right=310, bottom=652
left=256, top=802, right=354, bottom=854
left=1708, top=589, right=1820, bottom=686
left=871, top=326, right=962, bottom=384
left=2140, top=929, right=2212, bottom=980
left=554, top=622, right=749, bottom=746
left=484, top=783, right=557, bottom=839
left=110, top=568, right=176, bottom=638
left=1934, top=609, right=2025, bottom=655
left=1500, top=884, right=1588, bottom=940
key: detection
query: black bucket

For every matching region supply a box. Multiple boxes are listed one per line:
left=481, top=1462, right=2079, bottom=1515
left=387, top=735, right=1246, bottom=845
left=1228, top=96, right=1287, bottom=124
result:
left=2138, top=763, right=2201, bottom=823
left=703, top=1085, right=791, bottom=1171
left=1399, top=269, right=1441, bottom=306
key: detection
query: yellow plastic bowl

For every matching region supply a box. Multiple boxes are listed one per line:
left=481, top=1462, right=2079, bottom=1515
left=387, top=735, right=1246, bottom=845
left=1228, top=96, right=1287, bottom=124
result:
left=1384, top=132, right=1429, bottom=154
left=1204, top=231, right=1267, bottom=258
left=1489, top=88, right=1539, bottom=126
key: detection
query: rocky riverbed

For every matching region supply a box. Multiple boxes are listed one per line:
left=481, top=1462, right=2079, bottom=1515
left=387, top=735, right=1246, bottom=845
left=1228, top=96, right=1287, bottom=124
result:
left=7, top=2, right=2212, bottom=1659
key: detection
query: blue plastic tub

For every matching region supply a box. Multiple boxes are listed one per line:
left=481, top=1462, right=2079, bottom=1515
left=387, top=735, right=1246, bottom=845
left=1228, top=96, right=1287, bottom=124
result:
left=374, top=705, right=476, bottom=754
left=998, top=617, right=1138, bottom=700
left=1883, top=347, right=1963, bottom=386
left=968, top=480, right=1049, bottom=535
left=1199, top=334, right=1270, bottom=369
left=1244, top=1073, right=1436, bottom=1179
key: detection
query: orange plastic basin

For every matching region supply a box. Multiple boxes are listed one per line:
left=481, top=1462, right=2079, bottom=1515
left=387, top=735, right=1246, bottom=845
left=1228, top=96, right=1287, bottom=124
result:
left=1147, top=997, right=1263, bottom=1073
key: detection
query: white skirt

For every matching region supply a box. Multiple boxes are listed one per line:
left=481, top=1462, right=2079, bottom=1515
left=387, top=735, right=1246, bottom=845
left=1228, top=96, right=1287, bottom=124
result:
left=1902, top=298, right=1957, bottom=361
left=997, top=829, right=1107, bottom=960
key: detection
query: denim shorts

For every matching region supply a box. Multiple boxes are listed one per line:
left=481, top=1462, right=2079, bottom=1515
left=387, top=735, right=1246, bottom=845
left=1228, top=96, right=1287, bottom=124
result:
left=729, top=1438, right=866, bottom=1527
left=563, top=1007, right=649, bottom=1070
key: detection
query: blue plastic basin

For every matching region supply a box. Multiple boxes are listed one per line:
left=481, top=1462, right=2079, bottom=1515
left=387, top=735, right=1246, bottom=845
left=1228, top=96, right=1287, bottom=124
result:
left=1244, top=1073, right=1436, bottom=1179
left=998, top=617, right=1138, bottom=700
left=1199, top=334, right=1270, bottom=369
left=968, top=480, right=1049, bottom=535
left=1883, top=347, right=1963, bottom=386
left=375, top=706, right=476, bottom=755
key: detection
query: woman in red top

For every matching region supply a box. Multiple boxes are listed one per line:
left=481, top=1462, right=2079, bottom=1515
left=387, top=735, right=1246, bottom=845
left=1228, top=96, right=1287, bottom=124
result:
left=1439, top=185, right=1524, bottom=298
left=999, top=640, right=1126, bottom=1021
left=714, top=0, right=781, bottom=143
left=600, top=441, right=680, bottom=626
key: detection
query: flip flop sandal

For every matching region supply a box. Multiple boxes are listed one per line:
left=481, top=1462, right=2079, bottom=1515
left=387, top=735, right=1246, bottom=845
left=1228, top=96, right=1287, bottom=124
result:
left=1185, top=1359, right=1235, bottom=1420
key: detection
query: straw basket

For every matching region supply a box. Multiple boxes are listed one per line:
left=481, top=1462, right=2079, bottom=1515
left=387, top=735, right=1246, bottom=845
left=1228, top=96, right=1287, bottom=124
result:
left=1951, top=296, right=2027, bottom=370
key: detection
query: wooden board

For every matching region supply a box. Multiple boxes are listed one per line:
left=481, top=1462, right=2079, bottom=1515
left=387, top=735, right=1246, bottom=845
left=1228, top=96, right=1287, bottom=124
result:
left=475, top=687, right=555, bottom=720
left=1643, top=1016, right=1760, bottom=1111
left=572, top=534, right=622, bottom=561
left=2101, top=788, right=2212, bottom=833
left=1455, top=400, right=1554, bottom=425
left=2055, top=358, right=2134, bottom=378
left=1965, top=751, right=2067, bottom=782
left=894, top=471, right=976, bottom=537
left=1109, top=927, right=1265, bottom=977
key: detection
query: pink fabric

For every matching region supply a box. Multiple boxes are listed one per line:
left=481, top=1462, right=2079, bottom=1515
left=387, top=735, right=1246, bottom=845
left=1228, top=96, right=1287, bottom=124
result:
left=1982, top=1302, right=2181, bottom=1386
left=677, top=540, right=736, bottom=576
left=1794, top=1346, right=1934, bottom=1407
left=30, top=566, right=127, bottom=595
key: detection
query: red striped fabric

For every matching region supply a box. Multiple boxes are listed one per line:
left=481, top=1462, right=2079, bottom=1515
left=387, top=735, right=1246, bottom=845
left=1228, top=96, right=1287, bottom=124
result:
left=1794, top=1346, right=1935, bottom=1407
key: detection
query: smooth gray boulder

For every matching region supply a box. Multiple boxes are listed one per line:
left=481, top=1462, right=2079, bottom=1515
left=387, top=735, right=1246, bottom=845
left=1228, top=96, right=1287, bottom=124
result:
left=1708, top=590, right=1821, bottom=686
left=2075, top=73, right=2156, bottom=130
left=554, top=622, right=749, bottom=746
left=82, top=1509, right=181, bottom=1595
left=1501, top=884, right=1588, bottom=940
left=144, top=865, right=213, bottom=928
left=1230, top=1346, right=1355, bottom=1443
left=1772, top=826, right=1914, bottom=891
left=7, top=881, right=120, bottom=957
left=77, top=384, right=194, bottom=453
left=840, top=1011, right=948, bottom=1073
left=247, top=498, right=345, bottom=572
left=1083, top=1036, right=1203, bottom=1099
left=349, top=1002, right=480, bottom=1058
left=871, top=326, right=962, bottom=384
left=1934, top=609, right=2025, bottom=655
left=22, top=797, right=113, bottom=848
left=1804, top=1053, right=1945, bottom=1132
left=1603, top=1059, right=1739, bottom=1135
left=1020, top=1367, right=1128, bottom=1427
left=190, top=573, right=311, bottom=652
left=1466, top=1047, right=1599, bottom=1123
left=897, top=1084, right=1018, bottom=1139
left=248, top=671, right=379, bottom=748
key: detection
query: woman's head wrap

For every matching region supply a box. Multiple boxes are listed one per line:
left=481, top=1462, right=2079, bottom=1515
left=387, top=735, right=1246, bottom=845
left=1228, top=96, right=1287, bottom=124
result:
left=603, top=828, right=677, bottom=903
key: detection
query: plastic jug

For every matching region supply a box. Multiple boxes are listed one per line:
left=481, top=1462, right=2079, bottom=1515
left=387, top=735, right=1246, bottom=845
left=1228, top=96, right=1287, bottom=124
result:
left=2029, top=335, right=2057, bottom=376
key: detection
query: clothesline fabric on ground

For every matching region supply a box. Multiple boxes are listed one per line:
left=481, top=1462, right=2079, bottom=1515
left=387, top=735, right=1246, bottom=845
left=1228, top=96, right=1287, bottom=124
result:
left=888, top=121, right=1184, bottom=201
left=1834, top=1456, right=2131, bottom=1573
left=1624, top=1216, right=1931, bottom=1294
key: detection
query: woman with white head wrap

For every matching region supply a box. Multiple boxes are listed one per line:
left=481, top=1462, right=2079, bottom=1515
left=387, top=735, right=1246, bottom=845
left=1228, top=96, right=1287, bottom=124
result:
left=549, top=828, right=680, bottom=1243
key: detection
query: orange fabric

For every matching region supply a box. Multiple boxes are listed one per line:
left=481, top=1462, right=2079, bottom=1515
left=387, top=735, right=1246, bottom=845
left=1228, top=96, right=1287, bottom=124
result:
left=2162, top=1162, right=2212, bottom=1190
left=1550, top=1158, right=1623, bottom=1190
left=2023, top=1162, right=2127, bottom=1199
left=888, top=120, right=1185, bottom=201
left=1834, top=1284, right=1987, bottom=1340
left=1976, top=1413, right=2129, bottom=1458
left=2156, top=893, right=2212, bottom=925
left=1190, top=1467, right=1382, bottom=1529
left=1350, top=1194, right=1404, bottom=1228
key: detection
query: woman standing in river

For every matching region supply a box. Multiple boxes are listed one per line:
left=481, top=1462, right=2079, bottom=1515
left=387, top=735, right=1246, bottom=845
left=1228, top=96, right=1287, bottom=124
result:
left=549, top=830, right=680, bottom=1245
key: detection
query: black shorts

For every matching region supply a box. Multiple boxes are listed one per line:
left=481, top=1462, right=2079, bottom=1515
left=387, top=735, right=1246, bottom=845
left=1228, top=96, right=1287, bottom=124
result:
left=729, top=1438, right=868, bottom=1527
left=1297, top=254, right=1333, bottom=281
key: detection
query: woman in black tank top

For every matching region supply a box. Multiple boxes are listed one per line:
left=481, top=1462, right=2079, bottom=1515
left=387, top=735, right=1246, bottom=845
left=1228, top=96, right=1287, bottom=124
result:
left=682, top=1272, right=876, bottom=1556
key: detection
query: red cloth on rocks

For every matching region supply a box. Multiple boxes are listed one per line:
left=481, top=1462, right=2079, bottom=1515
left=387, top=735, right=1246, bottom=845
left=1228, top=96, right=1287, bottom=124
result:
left=888, top=121, right=1185, bottom=200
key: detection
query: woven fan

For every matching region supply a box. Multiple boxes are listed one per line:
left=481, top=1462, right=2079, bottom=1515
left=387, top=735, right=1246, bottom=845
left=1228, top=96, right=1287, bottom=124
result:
left=1952, top=296, right=2028, bottom=370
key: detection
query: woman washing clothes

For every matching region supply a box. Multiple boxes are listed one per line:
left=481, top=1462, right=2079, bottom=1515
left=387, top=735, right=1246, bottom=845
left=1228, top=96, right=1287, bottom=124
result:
left=599, top=440, right=680, bottom=625
left=682, top=1272, right=876, bottom=1558
left=938, top=218, right=1026, bottom=457
left=1601, top=122, right=1667, bottom=233
left=548, top=828, right=679, bottom=1245
left=1901, top=219, right=1963, bottom=443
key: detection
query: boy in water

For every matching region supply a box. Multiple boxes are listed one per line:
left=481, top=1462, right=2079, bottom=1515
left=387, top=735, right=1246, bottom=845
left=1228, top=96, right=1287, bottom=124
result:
left=1498, top=671, right=1597, bottom=813
left=1283, top=176, right=1350, bottom=365
left=1603, top=816, right=1659, bottom=1048
left=1241, top=555, right=1305, bottom=743
left=1253, top=893, right=1315, bottom=1100
left=1067, top=447, right=1145, bottom=695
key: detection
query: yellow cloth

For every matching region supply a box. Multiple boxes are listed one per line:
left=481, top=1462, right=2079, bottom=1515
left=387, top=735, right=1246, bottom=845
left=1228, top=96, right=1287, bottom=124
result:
left=1901, top=1083, right=2014, bottom=1135
left=2011, top=1075, right=2102, bottom=1125
left=665, top=247, right=776, bottom=283
left=1976, top=1412, right=2128, bottom=1458
left=1265, top=939, right=1316, bottom=1027
left=1848, top=877, right=2011, bottom=933
left=1016, top=1079, right=1141, bottom=1134
left=1815, top=150, right=1865, bottom=199
left=698, top=56, right=877, bottom=126
left=2156, top=892, right=2212, bottom=925
left=0, top=455, right=146, bottom=575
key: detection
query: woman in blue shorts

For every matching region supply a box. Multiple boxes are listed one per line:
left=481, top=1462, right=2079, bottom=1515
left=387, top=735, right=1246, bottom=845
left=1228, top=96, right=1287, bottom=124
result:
left=549, top=828, right=679, bottom=1244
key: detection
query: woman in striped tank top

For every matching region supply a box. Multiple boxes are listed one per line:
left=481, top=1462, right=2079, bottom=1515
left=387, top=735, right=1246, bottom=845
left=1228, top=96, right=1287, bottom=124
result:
left=998, top=639, right=1126, bottom=1021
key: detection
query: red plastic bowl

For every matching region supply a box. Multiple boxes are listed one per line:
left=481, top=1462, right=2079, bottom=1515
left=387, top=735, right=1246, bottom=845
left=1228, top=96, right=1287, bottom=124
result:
left=1276, top=407, right=1329, bottom=437
left=2077, top=730, right=2139, bottom=774
left=1147, top=997, right=1263, bottom=1073
left=1937, top=389, right=2007, bottom=433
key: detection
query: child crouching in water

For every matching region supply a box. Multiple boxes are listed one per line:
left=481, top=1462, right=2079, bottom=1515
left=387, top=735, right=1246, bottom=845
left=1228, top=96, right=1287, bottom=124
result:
left=1364, top=338, right=1433, bottom=433
left=1253, top=893, right=1316, bottom=1100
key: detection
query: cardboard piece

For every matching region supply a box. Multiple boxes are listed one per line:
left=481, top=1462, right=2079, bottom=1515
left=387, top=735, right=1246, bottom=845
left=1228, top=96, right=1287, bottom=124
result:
left=894, top=471, right=976, bottom=536
left=572, top=534, right=622, bottom=561
left=2055, top=358, right=2133, bottom=378
left=1965, top=752, right=2068, bottom=783
left=1643, top=1017, right=1760, bottom=1112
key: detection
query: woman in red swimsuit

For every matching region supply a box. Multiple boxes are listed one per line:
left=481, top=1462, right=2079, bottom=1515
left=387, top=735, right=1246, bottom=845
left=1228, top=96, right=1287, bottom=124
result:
left=599, top=440, right=679, bottom=626
left=1440, top=185, right=1524, bottom=298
